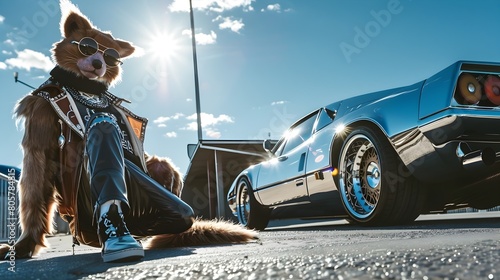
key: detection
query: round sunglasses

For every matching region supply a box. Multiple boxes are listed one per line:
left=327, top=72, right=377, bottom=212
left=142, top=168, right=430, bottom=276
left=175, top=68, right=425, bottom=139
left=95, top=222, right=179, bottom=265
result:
left=71, top=37, right=123, bottom=67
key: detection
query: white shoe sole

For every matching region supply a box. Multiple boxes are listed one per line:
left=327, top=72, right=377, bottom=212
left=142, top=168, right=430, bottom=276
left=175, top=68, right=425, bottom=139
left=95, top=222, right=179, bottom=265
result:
left=102, top=247, right=144, bottom=263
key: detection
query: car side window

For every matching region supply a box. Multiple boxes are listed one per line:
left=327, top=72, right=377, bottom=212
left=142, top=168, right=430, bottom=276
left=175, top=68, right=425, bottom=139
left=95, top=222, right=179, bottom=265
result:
left=314, top=108, right=336, bottom=133
left=280, top=112, right=318, bottom=155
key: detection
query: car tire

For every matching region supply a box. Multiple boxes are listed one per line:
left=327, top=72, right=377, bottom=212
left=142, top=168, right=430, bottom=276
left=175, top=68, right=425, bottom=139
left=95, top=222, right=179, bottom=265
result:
left=235, top=177, right=271, bottom=230
left=337, top=126, right=426, bottom=226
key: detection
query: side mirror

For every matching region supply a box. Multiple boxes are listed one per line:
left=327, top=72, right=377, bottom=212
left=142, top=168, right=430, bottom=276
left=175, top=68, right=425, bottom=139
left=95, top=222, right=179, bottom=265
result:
left=263, top=139, right=274, bottom=156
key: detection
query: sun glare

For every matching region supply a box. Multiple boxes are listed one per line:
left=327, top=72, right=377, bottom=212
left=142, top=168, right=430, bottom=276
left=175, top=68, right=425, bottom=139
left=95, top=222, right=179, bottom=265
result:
left=283, top=128, right=299, bottom=141
left=335, top=124, right=346, bottom=134
left=148, top=32, right=181, bottom=61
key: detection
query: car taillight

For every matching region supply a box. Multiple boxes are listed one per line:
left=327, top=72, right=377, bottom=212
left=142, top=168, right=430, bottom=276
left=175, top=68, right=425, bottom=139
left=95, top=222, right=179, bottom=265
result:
left=454, top=72, right=500, bottom=107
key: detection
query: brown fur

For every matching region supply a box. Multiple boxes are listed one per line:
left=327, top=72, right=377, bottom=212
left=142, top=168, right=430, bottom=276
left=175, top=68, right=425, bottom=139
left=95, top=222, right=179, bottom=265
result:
left=12, top=95, right=61, bottom=257
left=0, top=0, right=258, bottom=259
left=52, top=0, right=135, bottom=86
left=145, top=154, right=183, bottom=197
left=144, top=218, right=258, bottom=249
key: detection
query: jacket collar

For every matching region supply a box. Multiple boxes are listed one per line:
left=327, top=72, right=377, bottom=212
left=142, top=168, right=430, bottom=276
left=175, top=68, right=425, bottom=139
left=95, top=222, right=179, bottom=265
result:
left=50, top=66, right=108, bottom=95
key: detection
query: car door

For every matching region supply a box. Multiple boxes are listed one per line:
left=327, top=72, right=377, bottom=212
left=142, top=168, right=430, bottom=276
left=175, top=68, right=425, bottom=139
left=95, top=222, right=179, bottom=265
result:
left=255, top=111, right=319, bottom=207
left=304, top=107, right=340, bottom=199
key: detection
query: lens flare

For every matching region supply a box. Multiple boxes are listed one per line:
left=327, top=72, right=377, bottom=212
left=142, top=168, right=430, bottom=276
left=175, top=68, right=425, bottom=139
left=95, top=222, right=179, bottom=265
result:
left=335, top=124, right=345, bottom=134
left=331, top=167, right=339, bottom=176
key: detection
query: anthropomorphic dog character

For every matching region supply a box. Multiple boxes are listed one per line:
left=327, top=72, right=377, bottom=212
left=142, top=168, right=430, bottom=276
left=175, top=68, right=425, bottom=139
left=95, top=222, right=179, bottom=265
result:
left=0, top=0, right=256, bottom=262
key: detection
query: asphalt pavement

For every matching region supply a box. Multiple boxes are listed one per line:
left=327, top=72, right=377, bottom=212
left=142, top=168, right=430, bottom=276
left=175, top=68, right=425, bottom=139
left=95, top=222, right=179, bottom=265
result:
left=1, top=212, right=499, bottom=279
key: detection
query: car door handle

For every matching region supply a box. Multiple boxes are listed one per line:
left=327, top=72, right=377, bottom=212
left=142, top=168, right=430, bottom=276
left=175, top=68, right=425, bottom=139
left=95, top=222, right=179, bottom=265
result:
left=277, top=156, right=288, bottom=161
left=295, top=179, right=304, bottom=187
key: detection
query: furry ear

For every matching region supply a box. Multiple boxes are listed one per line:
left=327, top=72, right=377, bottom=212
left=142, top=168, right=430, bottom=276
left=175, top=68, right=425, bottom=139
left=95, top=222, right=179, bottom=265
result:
left=116, top=39, right=136, bottom=58
left=59, top=0, right=93, bottom=38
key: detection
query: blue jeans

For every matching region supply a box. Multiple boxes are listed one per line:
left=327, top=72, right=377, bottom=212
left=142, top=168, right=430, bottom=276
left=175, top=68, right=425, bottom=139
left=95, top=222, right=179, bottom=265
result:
left=84, top=113, right=194, bottom=235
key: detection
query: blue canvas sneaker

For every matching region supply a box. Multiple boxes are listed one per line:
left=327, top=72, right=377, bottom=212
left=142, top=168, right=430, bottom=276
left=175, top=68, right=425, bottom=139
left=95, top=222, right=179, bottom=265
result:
left=97, top=203, right=144, bottom=262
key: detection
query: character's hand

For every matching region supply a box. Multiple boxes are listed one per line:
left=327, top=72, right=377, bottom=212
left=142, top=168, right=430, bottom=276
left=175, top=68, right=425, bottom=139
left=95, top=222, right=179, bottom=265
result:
left=1, top=238, right=36, bottom=259
left=0, top=244, right=10, bottom=259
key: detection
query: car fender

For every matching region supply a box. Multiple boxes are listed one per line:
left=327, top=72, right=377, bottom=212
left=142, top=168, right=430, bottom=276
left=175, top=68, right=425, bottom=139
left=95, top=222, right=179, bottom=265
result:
left=418, top=62, right=460, bottom=119
left=329, top=81, right=424, bottom=169
left=227, top=165, right=263, bottom=207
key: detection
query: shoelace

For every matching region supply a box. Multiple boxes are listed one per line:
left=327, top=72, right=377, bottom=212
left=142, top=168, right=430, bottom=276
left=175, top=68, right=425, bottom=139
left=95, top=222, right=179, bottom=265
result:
left=103, top=217, right=118, bottom=238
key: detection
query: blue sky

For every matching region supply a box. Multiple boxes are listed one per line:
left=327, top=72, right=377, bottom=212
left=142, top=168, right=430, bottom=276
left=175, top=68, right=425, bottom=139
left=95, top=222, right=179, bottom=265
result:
left=2, top=0, right=500, bottom=174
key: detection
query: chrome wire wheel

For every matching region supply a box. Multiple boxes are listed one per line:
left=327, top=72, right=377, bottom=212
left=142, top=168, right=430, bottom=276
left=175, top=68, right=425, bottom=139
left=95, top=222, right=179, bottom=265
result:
left=235, top=177, right=271, bottom=230
left=236, top=179, right=250, bottom=226
left=339, top=134, right=381, bottom=219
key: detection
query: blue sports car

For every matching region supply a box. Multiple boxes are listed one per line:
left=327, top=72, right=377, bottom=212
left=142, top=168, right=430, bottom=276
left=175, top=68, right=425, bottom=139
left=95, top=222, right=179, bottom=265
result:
left=227, top=61, right=500, bottom=229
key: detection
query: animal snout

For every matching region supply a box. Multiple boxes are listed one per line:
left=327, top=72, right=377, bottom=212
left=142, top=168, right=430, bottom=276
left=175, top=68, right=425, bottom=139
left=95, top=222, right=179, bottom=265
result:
left=92, top=59, right=103, bottom=69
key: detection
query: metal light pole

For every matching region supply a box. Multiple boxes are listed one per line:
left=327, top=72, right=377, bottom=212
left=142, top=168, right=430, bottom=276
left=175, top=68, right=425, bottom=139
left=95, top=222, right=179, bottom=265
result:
left=14, top=72, right=36, bottom=89
left=189, top=0, right=203, bottom=141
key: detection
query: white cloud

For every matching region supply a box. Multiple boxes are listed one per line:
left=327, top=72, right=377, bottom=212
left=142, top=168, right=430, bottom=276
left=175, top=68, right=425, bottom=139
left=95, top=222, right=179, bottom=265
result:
left=262, top=4, right=281, bottom=12
left=0, top=62, right=6, bottom=70
left=169, top=0, right=253, bottom=13
left=0, top=15, right=5, bottom=24
left=154, top=112, right=232, bottom=139
left=184, top=112, right=234, bottom=138
left=5, top=49, right=53, bottom=72
left=153, top=113, right=185, bottom=127
left=186, top=112, right=234, bottom=127
left=165, top=131, right=178, bottom=138
left=171, top=113, right=184, bottom=119
left=4, top=32, right=29, bottom=47
left=206, top=128, right=221, bottom=139
left=2, top=50, right=12, bottom=55
left=154, top=116, right=171, bottom=124
left=182, top=30, right=217, bottom=45
left=268, top=4, right=281, bottom=11
left=271, top=100, right=287, bottom=106
left=214, top=16, right=244, bottom=33
left=196, top=31, right=217, bottom=45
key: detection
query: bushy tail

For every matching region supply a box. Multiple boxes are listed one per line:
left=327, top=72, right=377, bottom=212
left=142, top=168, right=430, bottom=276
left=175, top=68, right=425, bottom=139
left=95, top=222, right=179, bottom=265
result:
left=143, top=155, right=258, bottom=249
left=143, top=218, right=258, bottom=249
